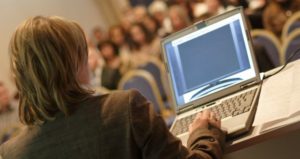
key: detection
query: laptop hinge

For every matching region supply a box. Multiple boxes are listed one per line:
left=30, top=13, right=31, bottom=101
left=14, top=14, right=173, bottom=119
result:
left=178, top=104, right=195, bottom=114
left=178, top=102, right=211, bottom=114
left=240, top=81, right=258, bottom=89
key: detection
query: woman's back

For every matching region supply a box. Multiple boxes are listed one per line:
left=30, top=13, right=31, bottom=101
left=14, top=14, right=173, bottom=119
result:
left=1, top=91, right=130, bottom=158
left=0, top=90, right=224, bottom=159
left=1, top=91, right=148, bottom=158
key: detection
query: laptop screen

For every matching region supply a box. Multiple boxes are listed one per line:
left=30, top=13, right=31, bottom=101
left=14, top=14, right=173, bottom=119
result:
left=164, top=13, right=257, bottom=107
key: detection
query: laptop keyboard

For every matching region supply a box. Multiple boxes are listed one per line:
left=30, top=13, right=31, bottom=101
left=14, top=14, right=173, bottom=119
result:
left=171, top=88, right=257, bottom=136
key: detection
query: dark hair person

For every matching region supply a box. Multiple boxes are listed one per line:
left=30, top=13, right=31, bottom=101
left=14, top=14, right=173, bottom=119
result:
left=97, top=40, right=122, bottom=90
left=0, top=16, right=225, bottom=159
left=129, top=22, right=154, bottom=51
left=142, top=15, right=160, bottom=35
left=128, top=22, right=163, bottom=67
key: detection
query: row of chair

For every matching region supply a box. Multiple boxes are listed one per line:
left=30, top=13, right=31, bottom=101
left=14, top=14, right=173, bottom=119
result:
left=251, top=28, right=300, bottom=66
left=118, top=59, right=175, bottom=127
left=282, top=12, right=300, bottom=42
left=252, top=11, right=300, bottom=66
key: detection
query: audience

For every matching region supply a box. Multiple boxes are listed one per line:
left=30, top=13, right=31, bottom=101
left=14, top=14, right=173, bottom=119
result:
left=54, top=0, right=300, bottom=97
left=81, top=0, right=300, bottom=90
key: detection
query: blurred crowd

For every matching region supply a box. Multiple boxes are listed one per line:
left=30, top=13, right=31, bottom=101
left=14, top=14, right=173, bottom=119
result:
left=87, top=0, right=300, bottom=91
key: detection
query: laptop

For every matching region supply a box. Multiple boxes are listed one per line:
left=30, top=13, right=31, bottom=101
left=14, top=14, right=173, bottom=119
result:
left=161, top=7, right=262, bottom=145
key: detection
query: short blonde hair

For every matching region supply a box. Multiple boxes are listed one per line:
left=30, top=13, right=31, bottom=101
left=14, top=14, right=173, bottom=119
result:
left=9, top=16, right=93, bottom=125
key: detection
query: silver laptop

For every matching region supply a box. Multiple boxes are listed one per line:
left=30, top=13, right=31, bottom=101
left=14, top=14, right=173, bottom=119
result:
left=161, top=7, right=262, bottom=145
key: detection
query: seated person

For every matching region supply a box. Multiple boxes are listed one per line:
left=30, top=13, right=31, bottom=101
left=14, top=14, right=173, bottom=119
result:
left=245, top=0, right=266, bottom=29
left=0, top=16, right=225, bottom=159
left=253, top=43, right=275, bottom=72
left=97, top=40, right=122, bottom=90
left=129, top=22, right=162, bottom=65
left=0, top=82, right=20, bottom=145
left=87, top=38, right=104, bottom=87
left=168, top=5, right=191, bottom=33
left=108, top=25, right=131, bottom=65
left=263, top=0, right=300, bottom=37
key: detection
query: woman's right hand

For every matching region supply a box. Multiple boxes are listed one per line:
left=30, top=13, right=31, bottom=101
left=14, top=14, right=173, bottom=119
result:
left=189, top=110, right=221, bottom=134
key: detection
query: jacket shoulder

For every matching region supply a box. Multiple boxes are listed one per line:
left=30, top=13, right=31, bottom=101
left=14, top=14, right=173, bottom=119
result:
left=96, top=89, right=142, bottom=116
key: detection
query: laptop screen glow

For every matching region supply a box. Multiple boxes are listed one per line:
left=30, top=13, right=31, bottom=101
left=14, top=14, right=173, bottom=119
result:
left=164, top=13, right=256, bottom=107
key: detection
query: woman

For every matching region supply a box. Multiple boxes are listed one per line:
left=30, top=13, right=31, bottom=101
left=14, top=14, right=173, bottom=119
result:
left=128, top=23, right=162, bottom=68
left=0, top=16, right=225, bottom=159
left=108, top=25, right=131, bottom=71
left=129, top=23, right=161, bottom=56
left=97, top=40, right=122, bottom=90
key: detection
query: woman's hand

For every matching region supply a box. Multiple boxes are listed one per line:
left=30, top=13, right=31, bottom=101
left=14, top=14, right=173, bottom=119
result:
left=189, top=110, right=221, bottom=134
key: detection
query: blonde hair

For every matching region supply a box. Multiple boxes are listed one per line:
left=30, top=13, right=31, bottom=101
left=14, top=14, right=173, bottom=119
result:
left=9, top=16, right=93, bottom=125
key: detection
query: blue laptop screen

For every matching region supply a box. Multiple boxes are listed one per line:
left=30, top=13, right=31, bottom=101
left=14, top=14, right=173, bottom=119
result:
left=164, top=13, right=256, bottom=107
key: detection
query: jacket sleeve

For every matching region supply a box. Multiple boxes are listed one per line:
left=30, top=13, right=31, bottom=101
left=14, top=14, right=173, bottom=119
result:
left=128, top=90, right=225, bottom=159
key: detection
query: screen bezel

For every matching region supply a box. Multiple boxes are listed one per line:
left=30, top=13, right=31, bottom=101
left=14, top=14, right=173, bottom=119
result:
left=161, top=7, right=261, bottom=112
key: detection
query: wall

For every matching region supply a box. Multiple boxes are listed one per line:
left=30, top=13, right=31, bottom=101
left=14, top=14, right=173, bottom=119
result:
left=0, top=0, right=107, bottom=92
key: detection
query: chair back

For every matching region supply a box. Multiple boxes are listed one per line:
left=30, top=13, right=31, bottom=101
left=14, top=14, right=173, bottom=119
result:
left=282, top=29, right=300, bottom=62
left=282, top=11, right=300, bottom=41
left=287, top=21, right=300, bottom=35
left=138, top=58, right=168, bottom=101
left=118, top=70, right=166, bottom=114
left=251, top=29, right=282, bottom=66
